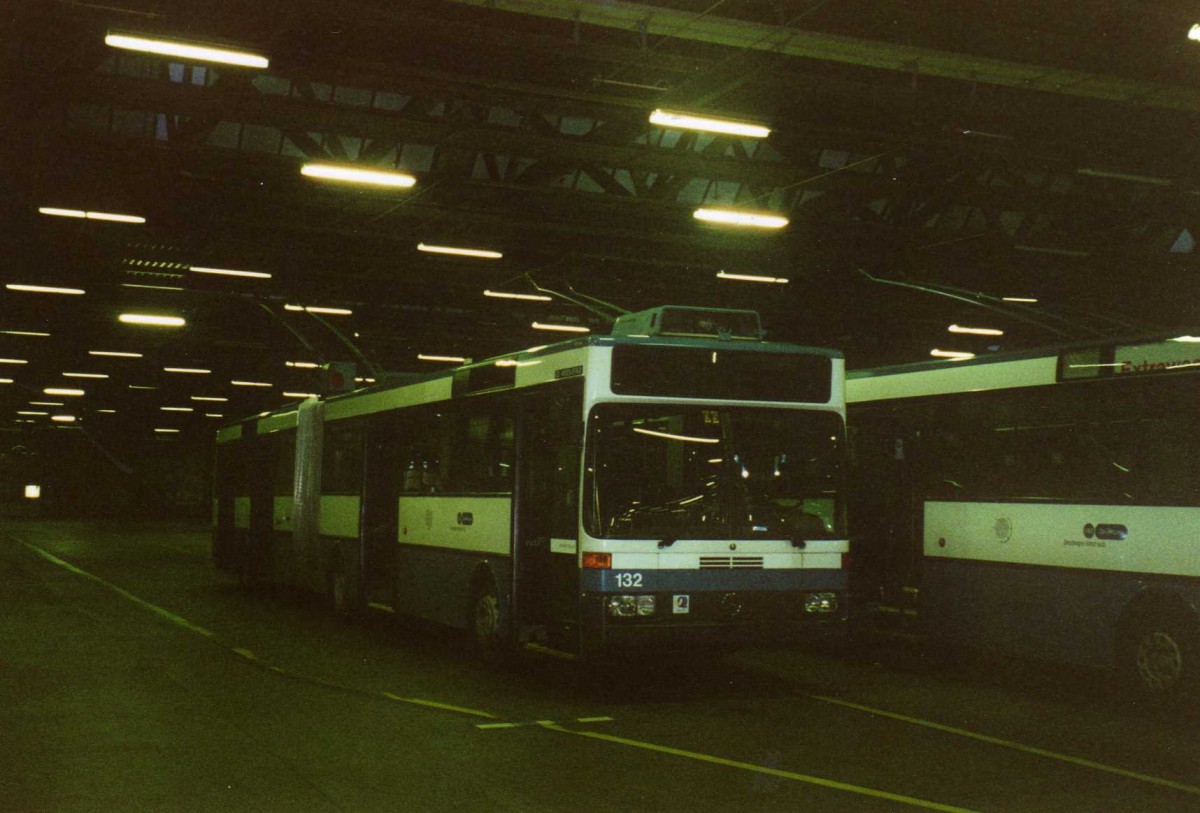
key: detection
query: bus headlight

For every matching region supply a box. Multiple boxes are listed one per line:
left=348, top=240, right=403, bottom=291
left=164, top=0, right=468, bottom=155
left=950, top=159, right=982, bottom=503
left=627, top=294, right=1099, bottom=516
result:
left=804, top=592, right=838, bottom=613
left=607, top=596, right=636, bottom=617
left=607, top=595, right=657, bottom=617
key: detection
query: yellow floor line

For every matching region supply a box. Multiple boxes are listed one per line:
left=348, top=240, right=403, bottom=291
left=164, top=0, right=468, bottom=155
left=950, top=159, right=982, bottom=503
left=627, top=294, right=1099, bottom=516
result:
left=812, top=695, right=1200, bottom=797
left=23, top=542, right=216, bottom=638
left=544, top=724, right=976, bottom=813
left=381, top=692, right=496, bottom=719
left=21, top=539, right=499, bottom=722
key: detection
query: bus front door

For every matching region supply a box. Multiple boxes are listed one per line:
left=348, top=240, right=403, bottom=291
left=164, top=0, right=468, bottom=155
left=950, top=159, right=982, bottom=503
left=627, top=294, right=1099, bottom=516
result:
left=515, top=384, right=583, bottom=653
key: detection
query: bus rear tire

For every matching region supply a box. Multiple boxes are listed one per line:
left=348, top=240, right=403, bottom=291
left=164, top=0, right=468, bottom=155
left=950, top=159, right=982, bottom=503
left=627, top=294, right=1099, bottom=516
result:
left=471, top=580, right=512, bottom=669
left=1119, top=609, right=1199, bottom=701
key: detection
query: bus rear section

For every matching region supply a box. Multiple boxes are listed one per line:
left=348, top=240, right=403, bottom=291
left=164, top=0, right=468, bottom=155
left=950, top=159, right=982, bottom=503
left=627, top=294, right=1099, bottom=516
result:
left=847, top=338, right=1200, bottom=699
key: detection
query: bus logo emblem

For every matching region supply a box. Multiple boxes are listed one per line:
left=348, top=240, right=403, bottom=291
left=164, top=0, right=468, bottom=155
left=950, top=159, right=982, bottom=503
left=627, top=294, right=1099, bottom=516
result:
left=673, top=595, right=690, bottom=614
left=994, top=517, right=1012, bottom=543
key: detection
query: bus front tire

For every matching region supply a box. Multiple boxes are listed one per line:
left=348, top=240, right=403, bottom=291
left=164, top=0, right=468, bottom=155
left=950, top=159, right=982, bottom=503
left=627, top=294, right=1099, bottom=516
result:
left=1119, top=610, right=1199, bottom=701
left=471, top=581, right=512, bottom=668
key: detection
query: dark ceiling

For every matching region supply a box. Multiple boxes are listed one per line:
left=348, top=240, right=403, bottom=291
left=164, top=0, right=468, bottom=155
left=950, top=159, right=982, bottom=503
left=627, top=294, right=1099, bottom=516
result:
left=3, top=0, right=1200, bottom=443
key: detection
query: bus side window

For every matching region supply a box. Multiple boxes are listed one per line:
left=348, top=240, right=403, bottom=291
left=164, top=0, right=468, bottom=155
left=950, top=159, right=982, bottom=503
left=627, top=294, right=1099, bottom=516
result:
left=452, top=403, right=514, bottom=493
left=397, top=409, right=445, bottom=494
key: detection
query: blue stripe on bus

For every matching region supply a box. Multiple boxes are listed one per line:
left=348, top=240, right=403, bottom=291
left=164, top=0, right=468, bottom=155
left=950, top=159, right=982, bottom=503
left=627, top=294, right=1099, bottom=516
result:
left=922, top=556, right=1200, bottom=668
left=582, top=568, right=845, bottom=592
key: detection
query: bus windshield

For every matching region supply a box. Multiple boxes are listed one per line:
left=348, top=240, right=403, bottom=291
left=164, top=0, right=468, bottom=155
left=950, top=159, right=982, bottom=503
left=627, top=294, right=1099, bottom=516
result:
left=586, top=405, right=845, bottom=540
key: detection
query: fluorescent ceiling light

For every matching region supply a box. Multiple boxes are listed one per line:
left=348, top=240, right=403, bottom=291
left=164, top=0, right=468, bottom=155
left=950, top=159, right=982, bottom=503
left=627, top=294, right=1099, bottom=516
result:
left=930, top=349, right=976, bottom=361
left=283, top=391, right=319, bottom=399
left=231, top=380, right=272, bottom=387
left=190, top=265, right=272, bottom=279
left=1191, top=23, right=1200, bottom=42
left=1170, top=335, right=1200, bottom=343
left=161, top=406, right=193, bottom=412
left=494, top=359, right=540, bottom=368
left=105, top=32, right=269, bottom=69
left=63, top=372, right=109, bottom=379
left=97, top=409, right=116, bottom=413
left=285, top=304, right=353, bottom=316
left=89, top=350, right=143, bottom=358
left=300, top=163, right=416, bottom=188
left=128, top=385, right=156, bottom=390
left=17, top=411, right=48, bottom=416
left=716, top=271, right=789, bottom=284
left=693, top=208, right=788, bottom=229
left=191, top=396, right=228, bottom=402
left=417, top=354, right=467, bottom=363
left=417, top=243, right=503, bottom=259
left=0, top=330, right=50, bottom=337
left=354, top=377, right=376, bottom=384
left=948, top=324, right=1004, bottom=336
left=164, top=367, right=211, bottom=374
left=119, top=313, right=186, bottom=327
left=483, top=289, right=551, bottom=302
left=205, top=413, right=223, bottom=418
left=44, top=388, right=85, bottom=396
left=286, top=361, right=319, bottom=368
left=633, top=427, right=720, bottom=444
left=50, top=415, right=76, bottom=423
left=82, top=211, right=146, bottom=224
left=29, top=402, right=63, bottom=406
left=0, top=379, right=11, bottom=384
left=1001, top=296, right=1039, bottom=303
left=39, top=206, right=146, bottom=223
left=154, top=428, right=181, bottom=434
left=0, top=358, right=28, bottom=364
left=6, top=284, right=85, bottom=295
left=532, top=322, right=590, bottom=333
left=649, top=109, right=771, bottom=138
left=122, top=283, right=185, bottom=292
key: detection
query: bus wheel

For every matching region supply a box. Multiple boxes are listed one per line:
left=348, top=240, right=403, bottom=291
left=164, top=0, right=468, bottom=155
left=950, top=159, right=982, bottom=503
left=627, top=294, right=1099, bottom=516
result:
left=471, top=581, right=511, bottom=668
left=1120, top=611, right=1198, bottom=700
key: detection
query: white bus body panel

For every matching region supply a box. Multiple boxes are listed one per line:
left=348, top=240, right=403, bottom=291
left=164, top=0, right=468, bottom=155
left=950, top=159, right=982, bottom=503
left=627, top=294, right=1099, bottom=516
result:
left=925, top=501, right=1200, bottom=577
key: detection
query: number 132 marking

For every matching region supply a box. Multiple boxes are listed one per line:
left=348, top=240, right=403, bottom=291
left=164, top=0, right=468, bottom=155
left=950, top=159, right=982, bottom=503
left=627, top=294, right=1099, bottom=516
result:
left=614, top=572, right=643, bottom=588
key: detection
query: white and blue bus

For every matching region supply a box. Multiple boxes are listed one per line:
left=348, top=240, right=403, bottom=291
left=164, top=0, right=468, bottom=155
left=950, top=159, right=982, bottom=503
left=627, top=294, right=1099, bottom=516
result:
left=213, top=306, right=848, bottom=661
left=847, top=334, right=1200, bottom=697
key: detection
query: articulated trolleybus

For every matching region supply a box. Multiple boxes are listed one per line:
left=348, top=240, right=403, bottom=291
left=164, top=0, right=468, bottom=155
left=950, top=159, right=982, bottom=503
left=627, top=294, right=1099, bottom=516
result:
left=213, top=306, right=847, bottom=661
left=847, top=333, right=1200, bottom=697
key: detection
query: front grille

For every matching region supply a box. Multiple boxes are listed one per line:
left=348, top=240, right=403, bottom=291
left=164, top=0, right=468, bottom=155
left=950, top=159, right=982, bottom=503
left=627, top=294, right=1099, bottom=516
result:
left=698, top=555, right=764, bottom=569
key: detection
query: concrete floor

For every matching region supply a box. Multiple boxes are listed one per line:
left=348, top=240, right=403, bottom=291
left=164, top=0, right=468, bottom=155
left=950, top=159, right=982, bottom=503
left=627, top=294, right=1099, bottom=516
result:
left=2, top=521, right=1198, bottom=812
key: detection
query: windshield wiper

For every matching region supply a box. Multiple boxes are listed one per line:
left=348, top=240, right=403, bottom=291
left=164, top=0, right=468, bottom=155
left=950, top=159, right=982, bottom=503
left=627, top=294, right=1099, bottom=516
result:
left=657, top=537, right=677, bottom=549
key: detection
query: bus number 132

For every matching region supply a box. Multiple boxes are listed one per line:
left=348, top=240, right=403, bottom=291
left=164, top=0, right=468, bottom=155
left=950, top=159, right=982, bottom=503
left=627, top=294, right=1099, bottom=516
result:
left=614, top=572, right=643, bottom=588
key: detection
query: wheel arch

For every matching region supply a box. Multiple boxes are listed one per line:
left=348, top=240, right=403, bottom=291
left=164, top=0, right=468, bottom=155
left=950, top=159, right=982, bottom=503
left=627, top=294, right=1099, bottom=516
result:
left=1114, top=586, right=1200, bottom=658
left=467, top=559, right=510, bottom=628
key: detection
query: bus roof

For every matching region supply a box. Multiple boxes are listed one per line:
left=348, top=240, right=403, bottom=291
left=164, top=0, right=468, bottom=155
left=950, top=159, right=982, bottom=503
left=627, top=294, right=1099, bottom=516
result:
left=219, top=330, right=844, bottom=432
left=847, top=329, right=1200, bottom=403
